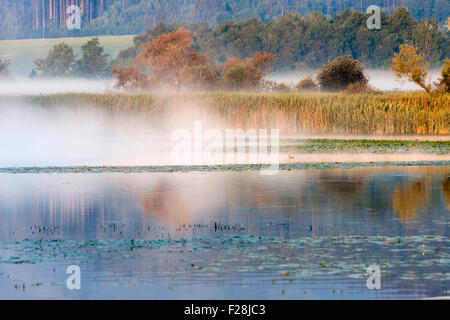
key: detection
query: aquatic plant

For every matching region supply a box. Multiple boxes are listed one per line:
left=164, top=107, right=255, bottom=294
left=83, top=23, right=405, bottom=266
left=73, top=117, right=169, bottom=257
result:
left=1, top=91, right=448, bottom=135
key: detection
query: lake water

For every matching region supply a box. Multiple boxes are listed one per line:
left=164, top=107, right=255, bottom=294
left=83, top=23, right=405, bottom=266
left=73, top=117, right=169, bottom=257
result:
left=0, top=165, right=448, bottom=299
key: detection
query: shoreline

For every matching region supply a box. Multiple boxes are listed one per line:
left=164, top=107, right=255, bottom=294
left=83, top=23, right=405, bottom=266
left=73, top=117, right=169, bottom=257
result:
left=1, top=160, right=449, bottom=174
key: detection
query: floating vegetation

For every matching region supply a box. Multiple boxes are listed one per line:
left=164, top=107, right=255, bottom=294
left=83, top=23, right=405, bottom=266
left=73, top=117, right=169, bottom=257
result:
left=281, top=139, right=450, bottom=154
left=0, top=234, right=448, bottom=282
left=0, top=160, right=448, bottom=174
left=0, top=166, right=448, bottom=298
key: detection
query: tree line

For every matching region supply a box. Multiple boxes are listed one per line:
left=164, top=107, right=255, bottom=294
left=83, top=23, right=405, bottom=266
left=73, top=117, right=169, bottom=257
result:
left=114, top=7, right=448, bottom=70
left=1, top=28, right=448, bottom=94
left=1, top=0, right=107, bottom=39
left=2, top=7, right=448, bottom=92
left=111, top=28, right=276, bottom=91
left=0, top=1, right=448, bottom=40
left=112, top=28, right=450, bottom=93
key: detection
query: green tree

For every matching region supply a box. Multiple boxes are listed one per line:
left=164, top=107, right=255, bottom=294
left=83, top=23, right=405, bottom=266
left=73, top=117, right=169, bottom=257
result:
left=317, top=56, right=368, bottom=91
left=387, top=7, right=418, bottom=42
left=34, top=43, right=77, bottom=77
left=0, top=1, right=448, bottom=40
left=75, top=37, right=112, bottom=78
left=222, top=63, right=256, bottom=90
left=112, top=8, right=447, bottom=72
left=413, top=19, right=443, bottom=65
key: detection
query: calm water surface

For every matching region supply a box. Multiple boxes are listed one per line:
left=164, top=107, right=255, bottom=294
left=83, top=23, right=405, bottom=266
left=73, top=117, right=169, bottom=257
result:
left=0, top=166, right=448, bottom=299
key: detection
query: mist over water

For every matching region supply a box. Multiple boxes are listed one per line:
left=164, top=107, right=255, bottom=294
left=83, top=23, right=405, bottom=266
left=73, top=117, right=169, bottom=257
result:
left=0, top=69, right=442, bottom=95
left=0, top=101, right=272, bottom=167
left=0, top=78, right=116, bottom=95
left=268, top=69, right=442, bottom=91
left=0, top=75, right=447, bottom=168
left=0, top=100, right=447, bottom=168
left=0, top=103, right=172, bottom=167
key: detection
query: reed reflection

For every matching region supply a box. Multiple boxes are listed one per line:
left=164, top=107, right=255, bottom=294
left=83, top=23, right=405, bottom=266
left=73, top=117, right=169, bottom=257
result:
left=392, top=178, right=431, bottom=220
left=441, top=176, right=450, bottom=212
left=0, top=166, right=448, bottom=242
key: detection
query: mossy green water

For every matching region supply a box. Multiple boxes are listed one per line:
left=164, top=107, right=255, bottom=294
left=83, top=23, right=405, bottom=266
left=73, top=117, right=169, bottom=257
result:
left=281, top=139, right=450, bottom=154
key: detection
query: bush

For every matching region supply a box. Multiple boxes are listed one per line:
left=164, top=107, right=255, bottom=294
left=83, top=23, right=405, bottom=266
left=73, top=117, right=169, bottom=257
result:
left=258, top=80, right=291, bottom=93
left=222, top=63, right=257, bottom=90
left=185, top=64, right=221, bottom=90
left=271, top=82, right=291, bottom=93
left=317, top=56, right=368, bottom=92
left=344, top=82, right=380, bottom=94
left=221, top=52, right=276, bottom=91
left=295, top=75, right=318, bottom=92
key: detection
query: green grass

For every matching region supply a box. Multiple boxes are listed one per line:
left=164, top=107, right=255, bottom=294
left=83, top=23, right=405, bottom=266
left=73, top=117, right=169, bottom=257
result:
left=0, top=35, right=134, bottom=77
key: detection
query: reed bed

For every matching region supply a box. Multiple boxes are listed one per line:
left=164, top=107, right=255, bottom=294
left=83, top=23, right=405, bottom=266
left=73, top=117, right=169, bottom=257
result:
left=2, top=91, right=449, bottom=135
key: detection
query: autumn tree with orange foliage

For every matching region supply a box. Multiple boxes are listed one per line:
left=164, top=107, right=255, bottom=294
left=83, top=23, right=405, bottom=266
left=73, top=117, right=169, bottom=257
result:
left=112, top=66, right=148, bottom=90
left=112, top=28, right=214, bottom=90
left=222, top=52, right=277, bottom=90
left=112, top=28, right=276, bottom=91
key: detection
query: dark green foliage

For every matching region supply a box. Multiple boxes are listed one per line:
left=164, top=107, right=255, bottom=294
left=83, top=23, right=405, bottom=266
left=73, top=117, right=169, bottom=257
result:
left=113, top=8, right=447, bottom=70
left=4, top=3, right=446, bottom=73
left=317, top=56, right=368, bottom=91
left=34, top=38, right=111, bottom=78
left=222, top=63, right=257, bottom=90
left=74, top=37, right=112, bottom=78
left=34, top=43, right=77, bottom=77
left=1, top=1, right=448, bottom=40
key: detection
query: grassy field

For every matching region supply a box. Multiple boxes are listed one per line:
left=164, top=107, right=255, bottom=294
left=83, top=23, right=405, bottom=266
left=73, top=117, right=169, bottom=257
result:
left=0, top=35, right=134, bottom=77
left=2, top=91, right=448, bottom=135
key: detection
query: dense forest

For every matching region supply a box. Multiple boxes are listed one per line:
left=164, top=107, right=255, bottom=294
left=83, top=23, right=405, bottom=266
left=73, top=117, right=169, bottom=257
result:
left=113, top=8, right=448, bottom=70
left=0, top=0, right=449, bottom=40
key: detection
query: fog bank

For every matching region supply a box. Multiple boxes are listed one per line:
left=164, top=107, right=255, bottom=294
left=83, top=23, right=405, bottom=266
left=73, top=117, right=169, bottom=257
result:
left=0, top=78, right=116, bottom=95
left=268, top=69, right=442, bottom=91
left=0, top=69, right=443, bottom=95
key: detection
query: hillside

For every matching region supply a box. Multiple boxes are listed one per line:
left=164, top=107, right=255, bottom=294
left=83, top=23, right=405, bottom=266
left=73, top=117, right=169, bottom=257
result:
left=0, top=0, right=448, bottom=40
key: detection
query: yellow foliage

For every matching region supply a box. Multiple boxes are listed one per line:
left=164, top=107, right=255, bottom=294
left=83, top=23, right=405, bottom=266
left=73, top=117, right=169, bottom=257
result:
left=391, top=44, right=431, bottom=93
